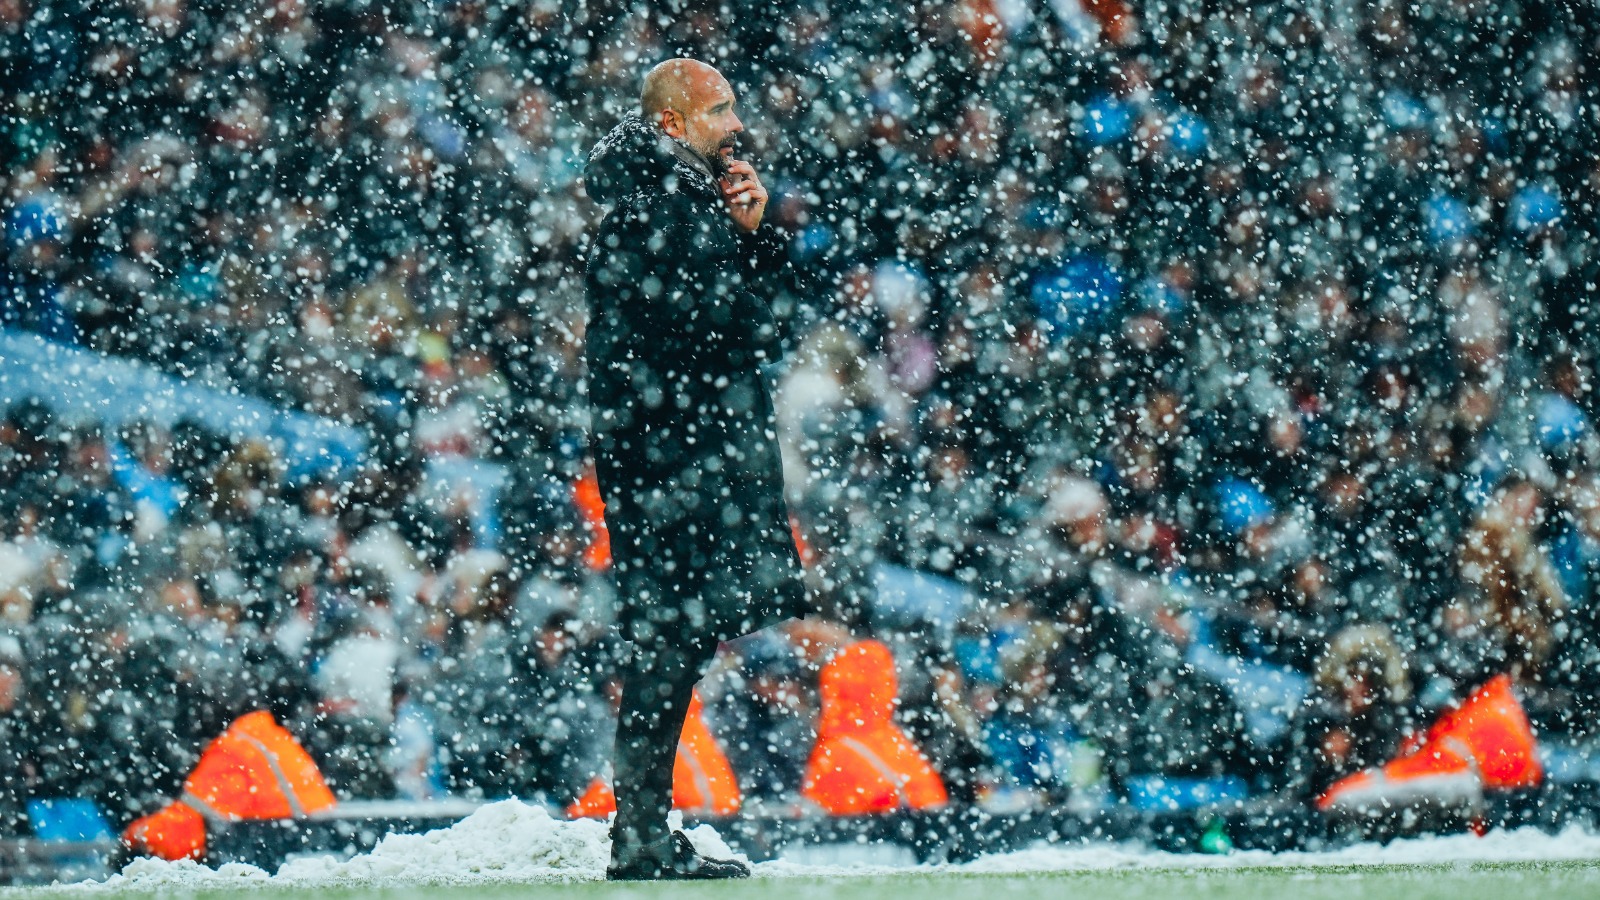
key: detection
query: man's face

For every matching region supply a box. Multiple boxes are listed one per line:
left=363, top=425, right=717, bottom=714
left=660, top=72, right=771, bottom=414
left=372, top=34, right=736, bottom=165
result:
left=666, top=71, right=744, bottom=173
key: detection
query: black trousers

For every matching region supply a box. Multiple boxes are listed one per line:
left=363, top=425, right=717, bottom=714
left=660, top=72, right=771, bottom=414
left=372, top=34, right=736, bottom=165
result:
left=609, top=628, right=722, bottom=853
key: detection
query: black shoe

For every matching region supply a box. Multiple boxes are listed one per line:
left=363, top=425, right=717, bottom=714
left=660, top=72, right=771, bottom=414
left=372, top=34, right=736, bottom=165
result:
left=606, top=830, right=751, bottom=881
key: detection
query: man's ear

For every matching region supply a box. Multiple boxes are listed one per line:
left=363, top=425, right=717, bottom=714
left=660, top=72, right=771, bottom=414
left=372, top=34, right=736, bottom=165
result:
left=658, top=109, right=686, bottom=140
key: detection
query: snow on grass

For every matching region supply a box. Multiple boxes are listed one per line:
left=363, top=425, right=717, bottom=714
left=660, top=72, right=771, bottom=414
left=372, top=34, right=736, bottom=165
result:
left=78, top=801, right=736, bottom=890
left=69, top=799, right=1600, bottom=891
left=955, top=825, right=1600, bottom=875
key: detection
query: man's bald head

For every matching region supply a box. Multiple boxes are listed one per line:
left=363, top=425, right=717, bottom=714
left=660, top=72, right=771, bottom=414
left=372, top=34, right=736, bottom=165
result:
left=641, top=59, right=723, bottom=118
left=640, top=58, right=744, bottom=172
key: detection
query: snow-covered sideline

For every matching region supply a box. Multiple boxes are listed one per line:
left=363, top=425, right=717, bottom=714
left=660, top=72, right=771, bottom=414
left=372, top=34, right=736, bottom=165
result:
left=79, top=802, right=734, bottom=891
left=73, top=799, right=1600, bottom=891
left=957, top=825, right=1600, bottom=875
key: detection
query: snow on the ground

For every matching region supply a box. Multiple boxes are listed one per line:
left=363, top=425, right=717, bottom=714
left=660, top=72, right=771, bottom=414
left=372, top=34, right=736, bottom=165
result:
left=73, top=799, right=1600, bottom=891
left=79, top=802, right=735, bottom=891
left=955, top=825, right=1600, bottom=875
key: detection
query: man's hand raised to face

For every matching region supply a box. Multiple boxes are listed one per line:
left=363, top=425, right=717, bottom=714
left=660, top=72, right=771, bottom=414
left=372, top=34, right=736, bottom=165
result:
left=720, top=159, right=767, bottom=233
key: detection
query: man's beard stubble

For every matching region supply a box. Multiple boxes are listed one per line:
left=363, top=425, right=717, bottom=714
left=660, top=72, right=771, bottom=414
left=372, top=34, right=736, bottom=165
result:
left=705, top=134, right=736, bottom=180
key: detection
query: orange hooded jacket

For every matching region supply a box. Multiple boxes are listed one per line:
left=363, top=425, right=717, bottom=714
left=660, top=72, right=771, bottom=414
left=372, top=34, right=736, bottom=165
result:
left=802, top=639, right=948, bottom=815
left=1318, top=674, right=1542, bottom=812
left=123, top=711, right=337, bottom=861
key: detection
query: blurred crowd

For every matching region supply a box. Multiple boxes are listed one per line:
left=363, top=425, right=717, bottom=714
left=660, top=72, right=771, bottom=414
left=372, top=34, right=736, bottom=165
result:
left=4, top=0, right=1600, bottom=835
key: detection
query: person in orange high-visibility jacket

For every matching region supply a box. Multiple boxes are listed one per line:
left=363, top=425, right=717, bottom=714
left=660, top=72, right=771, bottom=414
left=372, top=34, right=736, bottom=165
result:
left=123, top=711, right=337, bottom=861
left=568, top=691, right=741, bottom=818
left=574, top=464, right=612, bottom=571
left=802, top=639, right=948, bottom=815
left=1318, top=674, right=1541, bottom=813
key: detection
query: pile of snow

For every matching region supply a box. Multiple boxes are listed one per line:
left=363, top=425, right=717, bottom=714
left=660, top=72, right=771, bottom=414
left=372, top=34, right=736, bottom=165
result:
left=80, top=799, right=1600, bottom=891
left=89, top=801, right=741, bottom=891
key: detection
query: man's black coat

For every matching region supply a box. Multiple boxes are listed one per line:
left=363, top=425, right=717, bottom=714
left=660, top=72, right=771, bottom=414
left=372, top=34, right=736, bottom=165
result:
left=583, top=113, right=805, bottom=644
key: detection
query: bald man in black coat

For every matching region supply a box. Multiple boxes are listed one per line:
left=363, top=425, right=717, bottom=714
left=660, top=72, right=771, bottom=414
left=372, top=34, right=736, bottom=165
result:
left=583, top=58, right=807, bottom=880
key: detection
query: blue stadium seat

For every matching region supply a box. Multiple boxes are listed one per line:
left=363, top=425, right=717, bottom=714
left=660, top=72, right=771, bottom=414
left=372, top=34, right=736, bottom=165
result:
left=27, top=798, right=114, bottom=843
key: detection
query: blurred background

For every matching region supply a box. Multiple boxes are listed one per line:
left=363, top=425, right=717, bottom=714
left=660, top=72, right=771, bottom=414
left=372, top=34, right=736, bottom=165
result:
left=2, top=0, right=1599, bottom=862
